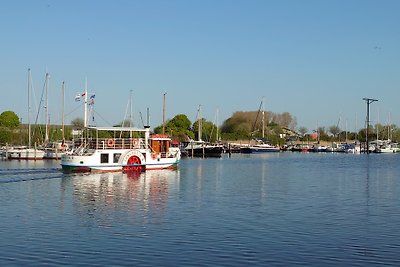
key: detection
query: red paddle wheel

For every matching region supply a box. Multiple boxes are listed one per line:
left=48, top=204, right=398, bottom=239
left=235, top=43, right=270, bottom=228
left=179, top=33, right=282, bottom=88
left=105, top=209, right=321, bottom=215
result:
left=123, top=155, right=144, bottom=173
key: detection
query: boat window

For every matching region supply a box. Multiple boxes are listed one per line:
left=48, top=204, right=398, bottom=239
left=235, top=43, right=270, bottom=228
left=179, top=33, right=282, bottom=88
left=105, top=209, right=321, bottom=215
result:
left=113, top=153, right=121, bottom=163
left=101, top=153, right=109, bottom=164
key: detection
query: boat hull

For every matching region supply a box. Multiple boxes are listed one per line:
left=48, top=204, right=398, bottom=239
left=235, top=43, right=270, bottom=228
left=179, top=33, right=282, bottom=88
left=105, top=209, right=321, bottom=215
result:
left=185, top=147, right=223, bottom=157
left=61, top=149, right=180, bottom=173
left=7, top=148, right=45, bottom=160
left=240, top=146, right=280, bottom=153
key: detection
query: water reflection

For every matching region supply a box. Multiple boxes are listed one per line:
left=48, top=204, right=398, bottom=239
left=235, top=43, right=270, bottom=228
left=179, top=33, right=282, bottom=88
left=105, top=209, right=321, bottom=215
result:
left=61, top=170, right=180, bottom=227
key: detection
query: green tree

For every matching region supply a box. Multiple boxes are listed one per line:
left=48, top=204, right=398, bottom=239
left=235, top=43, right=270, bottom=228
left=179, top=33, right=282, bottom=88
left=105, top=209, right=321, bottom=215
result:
left=192, top=118, right=219, bottom=142
left=0, top=127, right=12, bottom=144
left=220, top=112, right=253, bottom=140
left=0, top=111, right=20, bottom=128
left=392, top=126, right=400, bottom=142
left=168, top=114, right=192, bottom=129
left=154, top=114, right=194, bottom=141
left=220, top=110, right=297, bottom=141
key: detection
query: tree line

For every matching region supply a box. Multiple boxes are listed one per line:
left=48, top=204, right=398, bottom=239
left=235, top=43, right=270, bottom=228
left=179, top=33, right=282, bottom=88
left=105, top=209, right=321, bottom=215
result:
left=1, top=109, right=400, bottom=146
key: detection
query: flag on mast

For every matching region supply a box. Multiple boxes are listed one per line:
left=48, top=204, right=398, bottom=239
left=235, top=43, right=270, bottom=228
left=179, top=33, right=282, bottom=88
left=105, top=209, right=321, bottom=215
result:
left=75, top=91, right=88, bottom=101
left=75, top=93, right=81, bottom=101
left=90, top=94, right=95, bottom=104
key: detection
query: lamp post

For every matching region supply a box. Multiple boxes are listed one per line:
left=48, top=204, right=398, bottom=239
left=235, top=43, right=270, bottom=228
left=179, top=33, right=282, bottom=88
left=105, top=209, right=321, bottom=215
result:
left=363, top=98, right=378, bottom=154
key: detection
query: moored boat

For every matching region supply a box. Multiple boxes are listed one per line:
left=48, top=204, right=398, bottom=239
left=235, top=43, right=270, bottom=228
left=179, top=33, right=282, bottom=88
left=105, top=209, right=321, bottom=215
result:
left=7, top=146, right=45, bottom=160
left=43, top=141, right=71, bottom=159
left=248, top=143, right=280, bottom=153
left=61, top=127, right=181, bottom=173
left=240, top=139, right=280, bottom=153
left=375, top=142, right=400, bottom=153
left=182, top=140, right=224, bottom=157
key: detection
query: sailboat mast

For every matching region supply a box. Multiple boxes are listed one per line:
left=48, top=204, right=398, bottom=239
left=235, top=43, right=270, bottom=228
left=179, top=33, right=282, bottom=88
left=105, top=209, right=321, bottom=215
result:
left=355, top=113, right=358, bottom=141
left=377, top=108, right=380, bottom=141
left=389, top=112, right=392, bottom=140
left=44, top=73, right=49, bottom=143
left=262, top=97, right=265, bottom=139
left=27, top=69, right=31, bottom=148
left=216, top=107, right=219, bottom=141
left=129, top=90, right=133, bottom=127
left=61, top=81, right=65, bottom=141
left=198, top=105, right=202, bottom=141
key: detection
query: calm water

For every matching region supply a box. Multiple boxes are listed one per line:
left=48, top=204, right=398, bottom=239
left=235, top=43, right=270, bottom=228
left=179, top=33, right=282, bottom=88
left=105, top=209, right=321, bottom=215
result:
left=0, top=153, right=400, bottom=266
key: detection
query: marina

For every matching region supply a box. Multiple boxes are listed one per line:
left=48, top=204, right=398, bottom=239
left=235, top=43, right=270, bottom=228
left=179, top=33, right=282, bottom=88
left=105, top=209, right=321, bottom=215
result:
left=1, top=1, right=400, bottom=266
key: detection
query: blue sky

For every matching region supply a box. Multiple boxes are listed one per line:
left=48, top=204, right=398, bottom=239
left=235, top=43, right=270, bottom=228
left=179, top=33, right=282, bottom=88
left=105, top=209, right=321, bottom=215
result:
left=1, top=0, right=399, bottom=132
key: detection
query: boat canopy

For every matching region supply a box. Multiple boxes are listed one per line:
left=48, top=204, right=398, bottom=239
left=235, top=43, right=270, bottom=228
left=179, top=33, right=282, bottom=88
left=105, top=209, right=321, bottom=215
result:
left=87, top=126, right=149, bottom=132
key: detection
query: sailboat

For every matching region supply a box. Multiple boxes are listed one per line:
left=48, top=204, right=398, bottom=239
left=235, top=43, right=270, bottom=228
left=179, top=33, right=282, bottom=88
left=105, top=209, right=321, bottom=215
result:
left=182, top=105, right=224, bottom=157
left=375, top=113, right=400, bottom=153
left=240, top=97, right=280, bottom=153
left=8, top=69, right=45, bottom=160
left=43, top=81, right=71, bottom=159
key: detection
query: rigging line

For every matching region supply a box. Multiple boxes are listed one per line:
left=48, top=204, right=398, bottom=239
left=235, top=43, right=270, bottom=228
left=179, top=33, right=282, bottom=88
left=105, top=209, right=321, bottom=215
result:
left=209, top=112, right=217, bottom=142
left=122, top=98, right=130, bottom=127
left=34, top=74, right=47, bottom=125
left=63, top=102, right=84, bottom=118
left=93, top=110, right=113, bottom=126
left=139, top=112, right=144, bottom=128
left=251, top=100, right=263, bottom=135
left=120, top=97, right=130, bottom=138
left=30, top=71, right=38, bottom=122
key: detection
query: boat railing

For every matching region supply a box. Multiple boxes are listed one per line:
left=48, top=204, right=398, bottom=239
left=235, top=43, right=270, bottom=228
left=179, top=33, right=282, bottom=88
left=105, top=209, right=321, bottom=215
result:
left=73, top=138, right=145, bottom=150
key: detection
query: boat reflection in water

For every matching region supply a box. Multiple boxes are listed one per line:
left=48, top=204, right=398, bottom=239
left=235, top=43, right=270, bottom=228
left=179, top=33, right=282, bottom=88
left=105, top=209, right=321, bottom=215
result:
left=62, top=170, right=180, bottom=225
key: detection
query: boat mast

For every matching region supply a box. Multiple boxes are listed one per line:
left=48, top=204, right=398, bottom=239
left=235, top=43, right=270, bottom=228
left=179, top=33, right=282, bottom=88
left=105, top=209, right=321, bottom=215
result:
left=129, top=90, right=133, bottom=138
left=377, top=108, right=380, bottom=142
left=27, top=68, right=31, bottom=148
left=262, top=97, right=265, bottom=139
left=84, top=78, right=88, bottom=128
left=162, top=91, right=166, bottom=135
left=388, top=112, right=392, bottom=140
left=44, top=73, right=49, bottom=143
left=129, top=90, right=133, bottom=127
left=61, top=81, right=65, bottom=141
left=197, top=105, right=202, bottom=141
left=216, top=107, right=219, bottom=142
left=355, top=113, right=358, bottom=141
